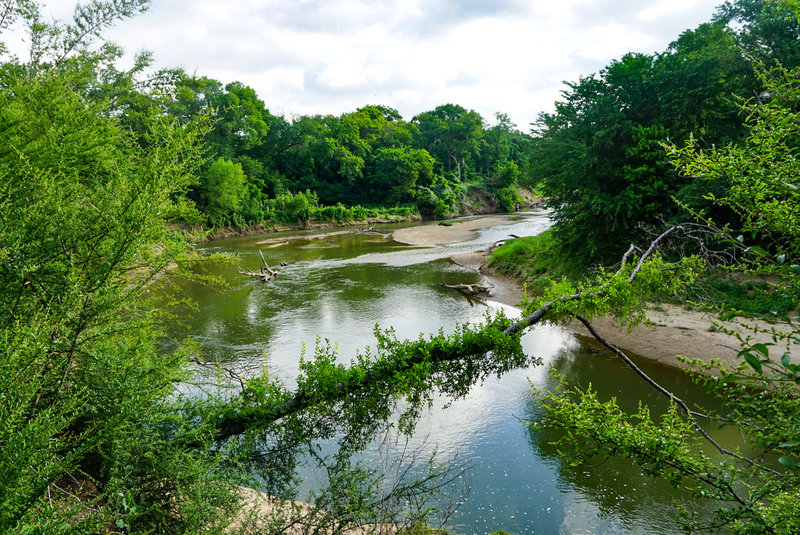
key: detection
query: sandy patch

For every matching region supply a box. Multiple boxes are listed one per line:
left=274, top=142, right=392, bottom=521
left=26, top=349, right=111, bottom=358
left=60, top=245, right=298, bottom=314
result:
left=234, top=487, right=395, bottom=535
left=567, top=305, right=799, bottom=371
left=393, top=217, right=512, bottom=245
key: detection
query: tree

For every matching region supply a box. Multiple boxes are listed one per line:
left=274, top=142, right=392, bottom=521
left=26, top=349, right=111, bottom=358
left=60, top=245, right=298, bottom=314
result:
left=365, top=146, right=435, bottom=205
left=534, top=62, right=800, bottom=534
left=412, top=104, right=484, bottom=181
left=0, top=48, right=231, bottom=535
left=530, top=0, right=800, bottom=265
left=715, top=0, right=800, bottom=68
left=200, top=156, right=248, bottom=221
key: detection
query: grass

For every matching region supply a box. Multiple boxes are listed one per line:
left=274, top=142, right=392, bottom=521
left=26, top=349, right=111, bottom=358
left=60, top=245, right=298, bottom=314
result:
left=488, top=231, right=799, bottom=320
left=486, top=229, right=582, bottom=295
left=665, top=273, right=799, bottom=320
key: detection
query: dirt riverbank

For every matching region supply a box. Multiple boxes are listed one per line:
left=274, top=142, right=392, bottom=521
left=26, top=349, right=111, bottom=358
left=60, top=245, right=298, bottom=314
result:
left=203, top=215, right=420, bottom=242
left=407, top=221, right=800, bottom=372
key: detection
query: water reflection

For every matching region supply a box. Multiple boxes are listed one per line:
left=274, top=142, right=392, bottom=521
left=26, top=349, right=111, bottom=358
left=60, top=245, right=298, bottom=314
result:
left=165, top=211, right=722, bottom=534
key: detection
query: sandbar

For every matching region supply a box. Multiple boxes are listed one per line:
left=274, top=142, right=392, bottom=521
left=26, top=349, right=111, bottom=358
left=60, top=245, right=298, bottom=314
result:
left=393, top=217, right=512, bottom=245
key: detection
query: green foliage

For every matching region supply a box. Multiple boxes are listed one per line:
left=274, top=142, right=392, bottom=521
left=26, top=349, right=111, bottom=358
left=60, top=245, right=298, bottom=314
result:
left=487, top=230, right=583, bottom=291
left=365, top=146, right=435, bottom=204
left=716, top=0, right=800, bottom=68
left=535, top=42, right=800, bottom=534
left=530, top=253, right=703, bottom=328
left=492, top=160, right=520, bottom=189
left=496, top=186, right=522, bottom=213
left=200, top=157, right=247, bottom=220
left=535, top=386, right=704, bottom=480
left=0, top=54, right=251, bottom=531
left=412, top=104, right=484, bottom=181
left=532, top=1, right=800, bottom=264
left=140, top=70, right=530, bottom=226
left=668, top=65, right=800, bottom=262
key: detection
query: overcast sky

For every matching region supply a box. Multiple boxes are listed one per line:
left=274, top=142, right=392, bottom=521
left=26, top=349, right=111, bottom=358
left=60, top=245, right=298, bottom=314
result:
left=19, top=0, right=724, bottom=128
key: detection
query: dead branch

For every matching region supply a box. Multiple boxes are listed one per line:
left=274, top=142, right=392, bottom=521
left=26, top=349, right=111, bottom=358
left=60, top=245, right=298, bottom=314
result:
left=572, top=313, right=783, bottom=476
left=238, top=266, right=278, bottom=283
left=238, top=250, right=282, bottom=282
left=441, top=282, right=493, bottom=296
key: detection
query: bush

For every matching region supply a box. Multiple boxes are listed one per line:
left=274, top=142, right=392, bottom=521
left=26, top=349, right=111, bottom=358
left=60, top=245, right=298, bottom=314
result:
left=496, top=186, right=522, bottom=212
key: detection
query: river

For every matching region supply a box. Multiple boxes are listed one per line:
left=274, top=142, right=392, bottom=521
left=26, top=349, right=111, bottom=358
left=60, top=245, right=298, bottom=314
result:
left=165, top=210, right=722, bottom=534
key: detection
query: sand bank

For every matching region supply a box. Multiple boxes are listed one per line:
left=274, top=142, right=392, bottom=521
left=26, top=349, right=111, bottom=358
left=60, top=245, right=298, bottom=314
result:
left=392, top=216, right=512, bottom=245
left=452, top=246, right=799, bottom=372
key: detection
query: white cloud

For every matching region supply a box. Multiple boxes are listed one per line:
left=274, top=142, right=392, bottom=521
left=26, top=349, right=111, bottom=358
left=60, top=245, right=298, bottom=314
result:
left=5, top=0, right=724, bottom=127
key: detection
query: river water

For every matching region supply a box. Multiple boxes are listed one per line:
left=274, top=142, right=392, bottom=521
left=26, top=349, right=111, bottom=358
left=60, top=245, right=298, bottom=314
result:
left=167, top=210, right=723, bottom=534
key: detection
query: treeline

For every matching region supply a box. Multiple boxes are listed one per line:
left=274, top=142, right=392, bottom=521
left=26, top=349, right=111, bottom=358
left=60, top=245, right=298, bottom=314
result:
left=111, top=72, right=534, bottom=228
left=532, top=0, right=800, bottom=265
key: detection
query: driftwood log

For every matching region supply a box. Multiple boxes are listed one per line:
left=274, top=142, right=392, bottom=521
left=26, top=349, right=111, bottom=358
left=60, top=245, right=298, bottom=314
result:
left=493, top=233, right=523, bottom=248
left=441, top=282, right=493, bottom=297
left=238, top=251, right=281, bottom=283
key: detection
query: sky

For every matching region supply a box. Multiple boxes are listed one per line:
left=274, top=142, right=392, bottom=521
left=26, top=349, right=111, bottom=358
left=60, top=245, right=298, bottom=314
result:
left=10, top=0, right=725, bottom=128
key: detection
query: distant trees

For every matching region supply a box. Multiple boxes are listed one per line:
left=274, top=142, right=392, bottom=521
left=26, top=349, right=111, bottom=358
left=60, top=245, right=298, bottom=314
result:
left=156, top=82, right=533, bottom=224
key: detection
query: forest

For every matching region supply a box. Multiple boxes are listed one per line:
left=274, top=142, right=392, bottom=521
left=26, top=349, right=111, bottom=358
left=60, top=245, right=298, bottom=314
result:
left=0, top=0, right=799, bottom=533
left=103, top=56, right=534, bottom=228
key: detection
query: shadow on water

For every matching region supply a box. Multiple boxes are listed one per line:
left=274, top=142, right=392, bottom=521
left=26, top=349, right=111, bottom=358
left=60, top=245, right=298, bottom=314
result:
left=159, top=211, right=728, bottom=535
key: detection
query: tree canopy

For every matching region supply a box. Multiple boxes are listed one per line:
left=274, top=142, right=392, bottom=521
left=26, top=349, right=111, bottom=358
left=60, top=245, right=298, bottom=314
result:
left=532, top=0, right=799, bottom=265
left=536, top=60, right=800, bottom=535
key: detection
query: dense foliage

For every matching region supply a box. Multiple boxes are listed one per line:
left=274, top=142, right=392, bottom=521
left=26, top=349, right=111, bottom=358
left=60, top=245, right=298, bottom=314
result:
left=134, top=76, right=534, bottom=227
left=536, top=60, right=800, bottom=534
left=532, top=0, right=800, bottom=265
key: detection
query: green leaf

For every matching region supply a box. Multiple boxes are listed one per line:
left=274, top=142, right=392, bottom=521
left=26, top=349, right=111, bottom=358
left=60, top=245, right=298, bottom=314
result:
left=746, top=245, right=767, bottom=256
left=779, top=456, right=798, bottom=471
left=751, top=343, right=771, bottom=358
left=782, top=353, right=791, bottom=367
left=742, top=352, right=763, bottom=374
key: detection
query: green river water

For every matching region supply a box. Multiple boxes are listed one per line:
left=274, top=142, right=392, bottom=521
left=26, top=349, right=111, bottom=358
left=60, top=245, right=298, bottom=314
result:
left=165, top=211, right=730, bottom=535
